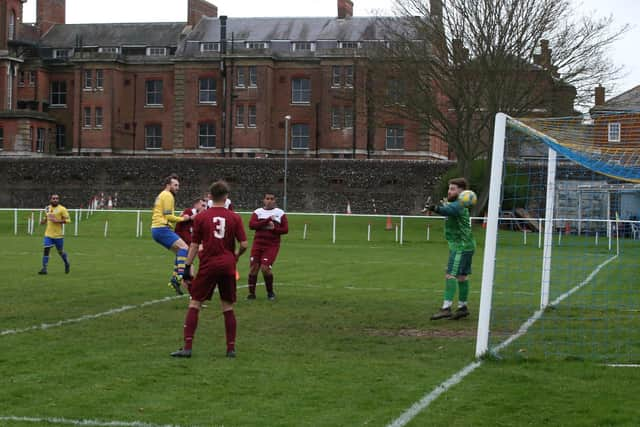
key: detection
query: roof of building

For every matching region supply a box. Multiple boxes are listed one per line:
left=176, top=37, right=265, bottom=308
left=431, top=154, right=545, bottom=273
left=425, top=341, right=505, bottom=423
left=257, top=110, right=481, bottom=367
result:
left=40, top=23, right=188, bottom=48
left=187, top=16, right=393, bottom=43
left=592, top=85, right=640, bottom=112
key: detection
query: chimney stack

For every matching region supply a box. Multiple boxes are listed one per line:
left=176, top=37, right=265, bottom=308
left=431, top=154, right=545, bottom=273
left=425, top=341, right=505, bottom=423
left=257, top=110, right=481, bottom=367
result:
left=37, top=0, right=65, bottom=35
left=188, top=0, right=218, bottom=27
left=338, top=0, right=353, bottom=19
left=595, top=85, right=606, bottom=106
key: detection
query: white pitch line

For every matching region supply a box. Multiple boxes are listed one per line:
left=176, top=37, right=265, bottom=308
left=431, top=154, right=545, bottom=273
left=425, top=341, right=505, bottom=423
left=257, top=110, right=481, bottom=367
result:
left=0, top=295, right=183, bottom=337
left=387, top=254, right=617, bottom=427
left=604, top=364, right=640, bottom=368
left=0, top=415, right=191, bottom=427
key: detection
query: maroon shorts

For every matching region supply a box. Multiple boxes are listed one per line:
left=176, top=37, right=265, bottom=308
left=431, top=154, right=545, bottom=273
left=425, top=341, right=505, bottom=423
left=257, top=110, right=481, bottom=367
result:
left=250, top=244, right=280, bottom=267
left=189, top=268, right=236, bottom=303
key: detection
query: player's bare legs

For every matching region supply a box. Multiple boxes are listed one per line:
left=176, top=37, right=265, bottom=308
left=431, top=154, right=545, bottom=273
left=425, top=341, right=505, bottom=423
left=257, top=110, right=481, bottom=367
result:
left=247, top=262, right=260, bottom=299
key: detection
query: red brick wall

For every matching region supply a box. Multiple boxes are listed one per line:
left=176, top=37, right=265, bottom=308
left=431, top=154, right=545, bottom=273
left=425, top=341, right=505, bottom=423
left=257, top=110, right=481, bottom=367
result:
left=37, top=0, right=65, bottom=35
left=188, top=0, right=218, bottom=26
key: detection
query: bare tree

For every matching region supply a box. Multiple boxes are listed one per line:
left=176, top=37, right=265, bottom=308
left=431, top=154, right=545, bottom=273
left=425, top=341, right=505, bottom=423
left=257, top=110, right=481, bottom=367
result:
left=370, top=0, right=628, bottom=204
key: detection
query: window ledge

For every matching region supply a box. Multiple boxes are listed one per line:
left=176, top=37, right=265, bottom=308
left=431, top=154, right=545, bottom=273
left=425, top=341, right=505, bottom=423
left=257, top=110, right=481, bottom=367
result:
left=49, top=105, right=68, bottom=109
left=198, top=102, right=218, bottom=106
left=144, top=105, right=164, bottom=109
left=198, top=146, right=217, bottom=149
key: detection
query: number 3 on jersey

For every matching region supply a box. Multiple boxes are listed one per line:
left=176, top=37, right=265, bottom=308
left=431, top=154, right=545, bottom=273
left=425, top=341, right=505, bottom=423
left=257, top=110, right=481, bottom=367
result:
left=213, top=217, right=226, bottom=239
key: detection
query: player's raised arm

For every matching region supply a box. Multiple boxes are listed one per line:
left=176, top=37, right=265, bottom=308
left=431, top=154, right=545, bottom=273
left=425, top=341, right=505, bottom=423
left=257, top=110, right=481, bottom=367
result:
left=434, top=200, right=464, bottom=217
left=249, top=212, right=270, bottom=230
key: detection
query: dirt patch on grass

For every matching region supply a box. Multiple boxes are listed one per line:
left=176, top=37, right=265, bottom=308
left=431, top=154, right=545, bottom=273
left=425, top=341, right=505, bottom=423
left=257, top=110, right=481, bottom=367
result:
left=364, top=327, right=477, bottom=339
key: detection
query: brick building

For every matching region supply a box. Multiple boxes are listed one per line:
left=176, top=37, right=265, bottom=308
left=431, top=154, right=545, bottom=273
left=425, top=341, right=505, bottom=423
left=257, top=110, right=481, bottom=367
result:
left=0, top=0, right=572, bottom=159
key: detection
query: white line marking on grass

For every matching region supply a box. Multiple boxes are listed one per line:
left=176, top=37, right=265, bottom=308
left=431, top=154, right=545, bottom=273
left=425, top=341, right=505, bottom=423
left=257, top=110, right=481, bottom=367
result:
left=0, top=416, right=191, bottom=427
left=0, top=295, right=183, bottom=337
left=387, top=254, right=617, bottom=427
left=604, top=364, right=640, bottom=368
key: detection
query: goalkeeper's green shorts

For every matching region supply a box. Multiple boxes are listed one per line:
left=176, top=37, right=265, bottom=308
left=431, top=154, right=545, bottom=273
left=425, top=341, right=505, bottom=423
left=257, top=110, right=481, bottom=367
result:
left=446, top=250, right=474, bottom=276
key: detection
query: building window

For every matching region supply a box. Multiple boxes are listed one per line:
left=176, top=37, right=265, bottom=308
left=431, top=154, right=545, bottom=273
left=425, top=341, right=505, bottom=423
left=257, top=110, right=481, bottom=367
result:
left=146, top=47, right=167, bottom=56
left=236, top=67, right=246, bottom=87
left=236, top=105, right=245, bottom=127
left=7, top=66, right=13, bottom=109
left=18, top=71, right=25, bottom=86
left=95, top=107, right=104, bottom=128
left=332, top=66, right=341, bottom=87
left=331, top=107, right=341, bottom=129
left=345, top=66, right=354, bottom=87
left=292, top=42, right=314, bottom=52
left=95, top=69, right=104, bottom=89
left=8, top=11, right=16, bottom=40
left=0, top=127, right=3, bottom=150
left=200, top=42, right=220, bottom=52
left=246, top=41, right=268, bottom=49
left=292, top=78, right=311, bottom=104
left=339, top=41, right=359, bottom=49
left=387, top=79, right=404, bottom=104
left=98, top=47, right=120, bottom=54
left=36, top=128, right=46, bottom=153
left=344, top=108, right=353, bottom=128
left=50, top=81, right=67, bottom=106
left=199, top=78, right=216, bottom=104
left=608, top=122, right=621, bottom=142
left=83, top=107, right=92, bottom=128
left=145, top=125, right=162, bottom=149
left=29, top=71, right=37, bottom=86
left=145, top=80, right=163, bottom=105
left=386, top=126, right=405, bottom=150
left=53, top=49, right=71, bottom=59
left=198, top=123, right=216, bottom=148
left=55, top=125, right=65, bottom=151
left=248, top=105, right=257, bottom=127
left=292, top=124, right=310, bottom=149
left=84, top=70, right=93, bottom=89
left=249, top=66, right=258, bottom=87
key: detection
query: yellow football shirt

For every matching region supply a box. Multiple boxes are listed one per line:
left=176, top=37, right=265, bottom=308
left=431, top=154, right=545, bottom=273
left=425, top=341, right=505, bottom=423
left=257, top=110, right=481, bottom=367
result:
left=151, top=190, right=186, bottom=228
left=44, top=205, right=71, bottom=239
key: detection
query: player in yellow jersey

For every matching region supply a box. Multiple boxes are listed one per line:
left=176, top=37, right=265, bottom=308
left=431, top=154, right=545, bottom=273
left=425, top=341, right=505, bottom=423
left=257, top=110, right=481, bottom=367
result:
left=38, top=194, right=71, bottom=275
left=152, top=174, right=193, bottom=295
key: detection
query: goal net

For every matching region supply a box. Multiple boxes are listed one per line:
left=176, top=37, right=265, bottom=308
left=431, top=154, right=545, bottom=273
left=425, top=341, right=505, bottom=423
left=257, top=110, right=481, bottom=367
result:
left=476, top=112, right=640, bottom=362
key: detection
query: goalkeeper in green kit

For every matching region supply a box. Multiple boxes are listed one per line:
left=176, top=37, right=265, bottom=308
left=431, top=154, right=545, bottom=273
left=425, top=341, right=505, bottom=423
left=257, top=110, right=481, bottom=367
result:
left=425, top=177, right=476, bottom=320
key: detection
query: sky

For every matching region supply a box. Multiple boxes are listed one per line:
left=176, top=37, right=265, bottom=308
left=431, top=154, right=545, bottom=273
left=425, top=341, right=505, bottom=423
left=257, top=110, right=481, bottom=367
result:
left=21, top=0, right=640, bottom=99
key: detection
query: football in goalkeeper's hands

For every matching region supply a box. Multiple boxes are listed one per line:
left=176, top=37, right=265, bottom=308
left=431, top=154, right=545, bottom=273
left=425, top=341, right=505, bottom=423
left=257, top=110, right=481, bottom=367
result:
left=459, top=190, right=477, bottom=208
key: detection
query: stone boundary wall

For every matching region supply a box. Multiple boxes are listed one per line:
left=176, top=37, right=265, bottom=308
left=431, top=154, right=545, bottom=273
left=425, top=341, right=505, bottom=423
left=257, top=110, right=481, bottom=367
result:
left=0, top=158, right=454, bottom=214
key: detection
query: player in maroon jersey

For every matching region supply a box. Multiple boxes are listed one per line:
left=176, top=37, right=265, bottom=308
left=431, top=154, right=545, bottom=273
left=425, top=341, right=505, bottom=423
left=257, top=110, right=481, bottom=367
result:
left=171, top=181, right=248, bottom=359
left=247, top=193, right=288, bottom=300
left=174, top=198, right=206, bottom=245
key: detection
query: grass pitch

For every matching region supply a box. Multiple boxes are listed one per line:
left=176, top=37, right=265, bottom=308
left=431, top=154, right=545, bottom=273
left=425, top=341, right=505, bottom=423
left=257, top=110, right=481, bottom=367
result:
left=1, top=210, right=639, bottom=426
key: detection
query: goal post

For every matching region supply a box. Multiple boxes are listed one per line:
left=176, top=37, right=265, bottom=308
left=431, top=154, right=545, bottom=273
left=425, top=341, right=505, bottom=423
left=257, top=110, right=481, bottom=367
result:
left=476, top=112, right=640, bottom=361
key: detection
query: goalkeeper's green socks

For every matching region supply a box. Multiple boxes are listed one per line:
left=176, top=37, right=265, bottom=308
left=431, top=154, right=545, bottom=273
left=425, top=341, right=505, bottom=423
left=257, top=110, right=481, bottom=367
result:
left=458, top=280, right=469, bottom=307
left=443, top=278, right=457, bottom=309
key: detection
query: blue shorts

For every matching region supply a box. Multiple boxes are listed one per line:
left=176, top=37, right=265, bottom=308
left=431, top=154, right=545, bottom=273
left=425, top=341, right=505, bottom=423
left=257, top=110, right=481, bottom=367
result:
left=152, top=227, right=180, bottom=250
left=44, top=237, right=64, bottom=251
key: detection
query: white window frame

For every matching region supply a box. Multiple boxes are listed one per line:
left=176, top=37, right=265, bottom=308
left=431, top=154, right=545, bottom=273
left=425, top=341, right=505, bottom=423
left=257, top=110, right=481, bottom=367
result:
left=0, top=127, right=4, bottom=151
left=53, top=49, right=72, bottom=59
left=608, top=122, right=621, bottom=143
left=7, top=66, right=13, bottom=109
left=345, top=65, right=354, bottom=87
left=29, top=71, right=37, bottom=86
left=8, top=11, right=16, bottom=40
left=145, top=125, right=162, bottom=150
left=344, top=108, right=353, bottom=129
left=84, top=70, right=93, bottom=89
left=95, top=107, right=104, bottom=128
left=18, top=71, right=25, bottom=86
left=200, top=42, right=220, bottom=52
left=331, top=107, right=342, bottom=129
left=198, top=122, right=216, bottom=148
left=249, top=66, right=258, bottom=87
left=98, top=47, right=120, bottom=54
left=292, top=78, right=311, bottom=104
left=145, top=80, right=163, bottom=106
left=246, top=41, right=269, bottom=49
left=146, top=47, right=168, bottom=56
left=36, top=128, right=46, bottom=153
left=198, top=77, right=217, bottom=104
left=236, top=67, right=246, bottom=88
left=338, top=41, right=360, bottom=49
left=50, top=81, right=67, bottom=106
left=292, top=42, right=315, bottom=52
left=291, top=124, right=310, bottom=149
left=385, top=126, right=405, bottom=150
left=236, top=105, right=245, bottom=127
left=248, top=105, right=257, bottom=128
left=332, top=66, right=341, bottom=87
left=55, top=125, right=65, bottom=151
left=83, top=107, right=92, bottom=128
left=95, top=69, right=104, bottom=89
